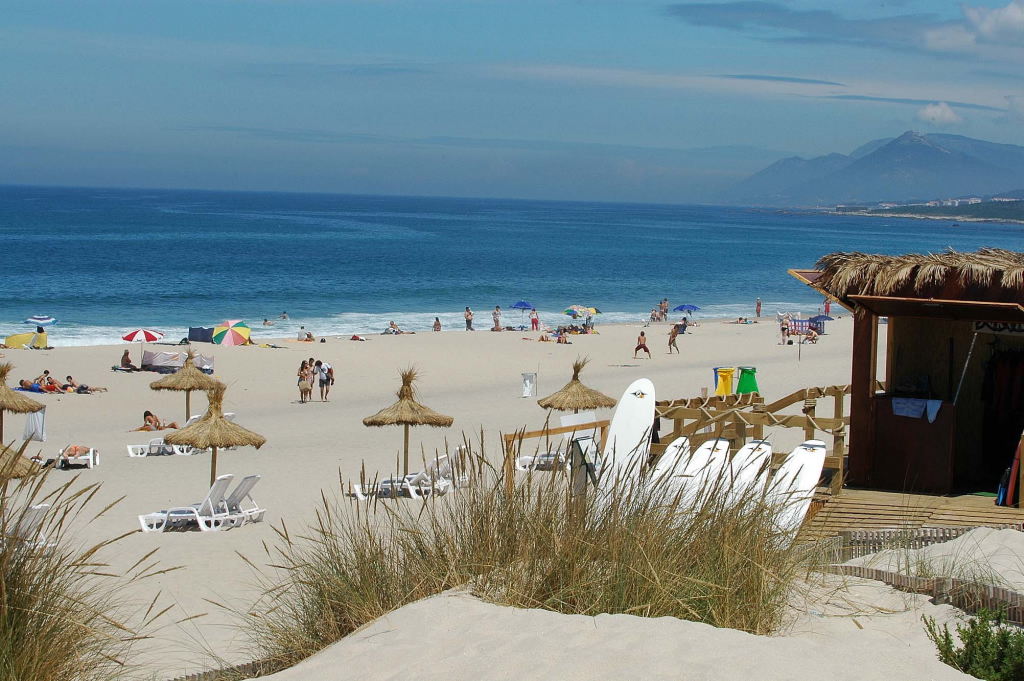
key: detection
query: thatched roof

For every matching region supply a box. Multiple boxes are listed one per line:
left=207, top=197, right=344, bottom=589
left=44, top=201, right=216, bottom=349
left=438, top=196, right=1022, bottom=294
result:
left=815, top=248, right=1024, bottom=300
left=537, top=357, right=617, bottom=412
left=164, top=383, right=266, bottom=450
left=363, top=367, right=454, bottom=428
left=0, top=363, right=45, bottom=414
left=149, top=350, right=220, bottom=393
left=0, top=442, right=41, bottom=479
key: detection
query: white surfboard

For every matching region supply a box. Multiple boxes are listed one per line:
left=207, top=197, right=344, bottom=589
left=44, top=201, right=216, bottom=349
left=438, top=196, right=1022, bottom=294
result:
left=654, top=437, right=730, bottom=504
left=599, top=378, right=655, bottom=486
left=767, top=440, right=826, bottom=541
left=725, top=439, right=773, bottom=506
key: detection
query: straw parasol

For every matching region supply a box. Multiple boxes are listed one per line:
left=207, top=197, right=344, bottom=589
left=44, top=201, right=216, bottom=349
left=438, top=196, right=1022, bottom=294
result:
left=0, top=441, right=41, bottom=480
left=537, top=357, right=617, bottom=414
left=149, top=349, right=221, bottom=421
left=0, top=363, right=44, bottom=443
left=362, top=367, right=454, bottom=476
left=164, top=383, right=266, bottom=487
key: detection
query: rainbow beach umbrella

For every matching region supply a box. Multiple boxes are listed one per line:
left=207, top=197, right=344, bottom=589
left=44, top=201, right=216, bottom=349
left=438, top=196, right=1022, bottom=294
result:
left=213, top=320, right=251, bottom=346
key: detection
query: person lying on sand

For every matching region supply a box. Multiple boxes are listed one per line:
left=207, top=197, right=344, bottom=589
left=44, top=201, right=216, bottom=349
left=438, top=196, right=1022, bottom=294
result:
left=130, top=410, right=178, bottom=432
left=389, top=321, right=404, bottom=335
left=64, top=376, right=107, bottom=393
left=19, top=379, right=50, bottom=393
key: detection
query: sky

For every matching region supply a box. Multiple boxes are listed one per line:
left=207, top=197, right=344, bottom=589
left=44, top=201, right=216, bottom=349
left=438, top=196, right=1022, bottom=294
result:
left=2, top=0, right=1024, bottom=203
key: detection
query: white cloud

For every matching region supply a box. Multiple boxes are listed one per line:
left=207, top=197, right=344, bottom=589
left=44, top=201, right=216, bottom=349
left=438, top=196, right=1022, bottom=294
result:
left=916, top=102, right=964, bottom=125
left=923, top=25, right=977, bottom=52
left=964, top=0, right=1024, bottom=42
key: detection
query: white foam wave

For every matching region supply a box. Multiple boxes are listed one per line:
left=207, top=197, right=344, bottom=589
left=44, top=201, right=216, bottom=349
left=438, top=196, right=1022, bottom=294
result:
left=4, top=301, right=823, bottom=347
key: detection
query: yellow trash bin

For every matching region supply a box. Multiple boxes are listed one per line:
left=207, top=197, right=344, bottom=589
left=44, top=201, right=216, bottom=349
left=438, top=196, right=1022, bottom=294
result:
left=714, top=367, right=735, bottom=396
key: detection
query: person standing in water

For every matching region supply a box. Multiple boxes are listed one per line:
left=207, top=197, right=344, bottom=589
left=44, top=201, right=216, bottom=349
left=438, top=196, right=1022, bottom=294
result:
left=634, top=331, right=652, bottom=359
left=529, top=309, right=539, bottom=331
left=492, top=305, right=502, bottom=331
left=464, top=307, right=474, bottom=331
left=756, top=298, right=762, bottom=318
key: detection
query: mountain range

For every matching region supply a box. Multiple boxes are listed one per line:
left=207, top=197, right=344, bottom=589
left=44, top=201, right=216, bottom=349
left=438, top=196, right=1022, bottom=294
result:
left=726, top=132, right=1024, bottom=207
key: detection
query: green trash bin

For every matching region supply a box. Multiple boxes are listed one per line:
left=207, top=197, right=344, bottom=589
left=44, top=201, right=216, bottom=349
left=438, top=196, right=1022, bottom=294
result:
left=736, top=366, right=759, bottom=395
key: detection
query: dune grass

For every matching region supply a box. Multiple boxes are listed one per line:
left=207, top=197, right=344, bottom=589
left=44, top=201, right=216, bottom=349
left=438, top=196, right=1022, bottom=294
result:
left=0, top=443, right=171, bottom=681
left=247, top=436, right=808, bottom=673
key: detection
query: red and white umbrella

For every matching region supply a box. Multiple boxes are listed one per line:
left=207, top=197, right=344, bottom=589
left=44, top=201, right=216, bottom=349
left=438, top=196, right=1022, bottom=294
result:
left=122, top=329, right=164, bottom=363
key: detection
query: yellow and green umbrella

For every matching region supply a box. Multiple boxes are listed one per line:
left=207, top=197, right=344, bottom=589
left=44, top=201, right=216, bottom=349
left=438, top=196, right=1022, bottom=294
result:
left=213, top=320, right=251, bottom=346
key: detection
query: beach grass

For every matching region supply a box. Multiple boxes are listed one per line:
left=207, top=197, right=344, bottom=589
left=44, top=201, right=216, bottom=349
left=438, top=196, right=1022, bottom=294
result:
left=246, top=436, right=807, bottom=673
left=0, top=446, right=172, bottom=681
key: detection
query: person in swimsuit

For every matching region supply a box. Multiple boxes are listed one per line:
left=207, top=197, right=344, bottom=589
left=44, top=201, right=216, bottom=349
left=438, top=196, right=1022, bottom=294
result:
left=433, top=317, right=441, bottom=332
left=131, top=410, right=178, bottom=431
left=668, top=324, right=680, bottom=354
left=64, top=376, right=106, bottom=393
left=464, top=307, right=474, bottom=331
left=492, top=306, right=502, bottom=331
left=297, top=360, right=312, bottom=403
left=780, top=317, right=790, bottom=344
left=634, top=331, right=651, bottom=359
left=120, top=350, right=138, bottom=371
left=389, top=321, right=403, bottom=334
left=756, top=298, right=762, bottom=318
left=530, top=309, right=539, bottom=331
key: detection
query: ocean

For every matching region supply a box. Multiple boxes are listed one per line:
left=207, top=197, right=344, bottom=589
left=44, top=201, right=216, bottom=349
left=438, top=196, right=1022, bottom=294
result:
left=3, top=185, right=1023, bottom=347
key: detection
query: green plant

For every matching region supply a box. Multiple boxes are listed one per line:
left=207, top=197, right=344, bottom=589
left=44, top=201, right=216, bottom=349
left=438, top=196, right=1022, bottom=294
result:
left=0, top=443, right=172, bottom=681
left=924, top=609, right=1024, bottom=681
left=246, top=437, right=806, bottom=674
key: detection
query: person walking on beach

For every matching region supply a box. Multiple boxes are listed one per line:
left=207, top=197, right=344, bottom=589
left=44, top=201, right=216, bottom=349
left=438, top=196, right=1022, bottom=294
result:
left=530, top=309, right=539, bottom=331
left=668, top=324, right=680, bottom=354
left=297, top=360, right=312, bottom=403
left=464, top=307, right=474, bottom=331
left=756, top=298, right=762, bottom=318
left=314, top=359, right=333, bottom=402
left=634, top=331, right=652, bottom=359
left=492, top=305, right=502, bottom=331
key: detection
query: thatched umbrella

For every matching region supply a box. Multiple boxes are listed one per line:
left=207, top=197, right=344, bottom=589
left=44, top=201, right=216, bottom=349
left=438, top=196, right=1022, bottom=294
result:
left=537, top=357, right=617, bottom=414
left=149, top=349, right=220, bottom=422
left=0, top=441, right=41, bottom=480
left=362, top=367, right=454, bottom=476
left=164, top=383, right=266, bottom=487
left=0, top=363, right=44, bottom=442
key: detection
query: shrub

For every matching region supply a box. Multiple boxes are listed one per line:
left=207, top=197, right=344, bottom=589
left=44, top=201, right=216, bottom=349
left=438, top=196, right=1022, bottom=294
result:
left=0, top=443, right=169, bottom=681
left=924, top=609, right=1024, bottom=681
left=247, top=438, right=807, bottom=673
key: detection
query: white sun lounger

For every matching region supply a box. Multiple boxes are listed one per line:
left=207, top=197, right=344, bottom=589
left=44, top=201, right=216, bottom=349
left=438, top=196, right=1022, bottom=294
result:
left=353, top=450, right=467, bottom=500
left=138, top=474, right=241, bottom=532
left=223, top=474, right=265, bottom=524
left=3, top=503, right=53, bottom=550
left=127, top=439, right=194, bottom=457
left=56, top=446, right=99, bottom=470
left=767, top=440, right=827, bottom=541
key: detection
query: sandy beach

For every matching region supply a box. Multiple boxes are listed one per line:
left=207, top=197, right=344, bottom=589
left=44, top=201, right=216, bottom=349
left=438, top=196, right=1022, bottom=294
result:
left=4, top=315, right=956, bottom=680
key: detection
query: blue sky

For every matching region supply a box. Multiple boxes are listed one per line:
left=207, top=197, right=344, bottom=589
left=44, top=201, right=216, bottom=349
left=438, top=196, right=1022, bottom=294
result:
left=1, top=0, right=1023, bottom=202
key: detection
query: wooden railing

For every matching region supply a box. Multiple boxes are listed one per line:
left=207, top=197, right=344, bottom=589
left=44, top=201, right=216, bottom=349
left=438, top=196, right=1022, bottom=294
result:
left=502, top=420, right=610, bottom=496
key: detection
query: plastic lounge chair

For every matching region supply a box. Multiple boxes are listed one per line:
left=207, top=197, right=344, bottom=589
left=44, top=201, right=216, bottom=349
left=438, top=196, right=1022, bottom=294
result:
left=3, top=504, right=53, bottom=550
left=56, top=445, right=99, bottom=470
left=223, top=474, right=265, bottom=524
left=724, top=439, right=772, bottom=506
left=404, top=454, right=459, bottom=499
left=766, top=440, right=827, bottom=542
left=127, top=438, right=194, bottom=457
left=138, top=474, right=241, bottom=532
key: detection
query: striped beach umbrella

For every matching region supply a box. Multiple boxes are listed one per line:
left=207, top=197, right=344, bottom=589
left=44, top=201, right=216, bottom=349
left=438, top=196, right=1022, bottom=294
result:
left=24, top=315, right=57, bottom=326
left=123, top=328, right=164, bottom=360
left=213, top=320, right=251, bottom=346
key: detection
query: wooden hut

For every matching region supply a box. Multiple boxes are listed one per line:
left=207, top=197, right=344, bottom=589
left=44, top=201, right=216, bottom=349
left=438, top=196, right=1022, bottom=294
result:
left=791, top=248, right=1024, bottom=498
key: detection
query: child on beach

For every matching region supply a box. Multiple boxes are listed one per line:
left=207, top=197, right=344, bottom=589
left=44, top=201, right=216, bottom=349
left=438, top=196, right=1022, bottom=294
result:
left=668, top=324, right=680, bottom=354
left=634, top=331, right=651, bottom=359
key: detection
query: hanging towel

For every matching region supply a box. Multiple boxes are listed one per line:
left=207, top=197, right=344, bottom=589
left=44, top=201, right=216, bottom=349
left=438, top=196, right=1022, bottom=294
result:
left=23, top=407, right=46, bottom=442
left=892, top=398, right=926, bottom=419
left=926, top=400, right=943, bottom=423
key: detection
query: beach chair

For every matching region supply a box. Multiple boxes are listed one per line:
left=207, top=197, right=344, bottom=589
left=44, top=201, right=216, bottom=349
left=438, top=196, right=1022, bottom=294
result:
left=404, top=452, right=468, bottom=499
left=2, top=504, right=53, bottom=550
left=127, top=438, right=194, bottom=457
left=223, top=475, right=265, bottom=524
left=766, top=440, right=827, bottom=542
left=56, top=445, right=99, bottom=470
left=138, top=474, right=241, bottom=532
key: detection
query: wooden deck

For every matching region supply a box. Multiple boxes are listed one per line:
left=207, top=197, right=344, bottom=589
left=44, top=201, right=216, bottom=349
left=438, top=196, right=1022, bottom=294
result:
left=801, top=489, right=1024, bottom=540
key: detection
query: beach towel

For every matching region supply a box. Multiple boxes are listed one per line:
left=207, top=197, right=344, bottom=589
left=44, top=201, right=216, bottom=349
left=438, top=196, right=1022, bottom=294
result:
left=23, top=407, right=46, bottom=442
left=892, top=398, right=927, bottom=419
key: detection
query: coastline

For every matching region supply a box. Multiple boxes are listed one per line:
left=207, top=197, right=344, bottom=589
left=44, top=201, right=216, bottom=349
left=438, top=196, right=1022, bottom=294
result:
left=832, top=209, right=1024, bottom=226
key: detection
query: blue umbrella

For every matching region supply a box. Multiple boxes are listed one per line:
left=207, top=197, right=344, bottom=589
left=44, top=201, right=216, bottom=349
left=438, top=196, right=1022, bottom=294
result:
left=24, top=315, right=57, bottom=326
left=673, top=304, right=700, bottom=313
left=809, top=315, right=834, bottom=322
left=510, top=301, right=533, bottom=326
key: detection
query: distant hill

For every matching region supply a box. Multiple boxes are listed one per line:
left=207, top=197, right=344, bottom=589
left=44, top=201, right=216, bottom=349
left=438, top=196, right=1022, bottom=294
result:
left=726, top=132, right=1024, bottom=207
